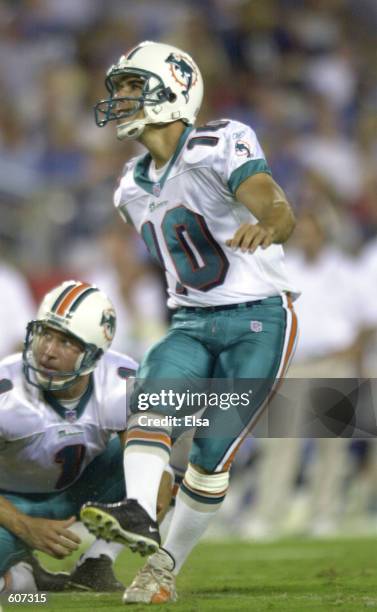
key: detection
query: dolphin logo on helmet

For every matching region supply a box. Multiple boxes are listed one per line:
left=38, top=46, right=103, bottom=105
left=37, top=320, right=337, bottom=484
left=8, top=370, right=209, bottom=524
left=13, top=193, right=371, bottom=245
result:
left=165, top=53, right=197, bottom=102
left=100, top=309, right=116, bottom=342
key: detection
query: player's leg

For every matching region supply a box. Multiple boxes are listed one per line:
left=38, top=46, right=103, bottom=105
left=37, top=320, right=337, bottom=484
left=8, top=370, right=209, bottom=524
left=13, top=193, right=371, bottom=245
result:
left=121, top=297, right=298, bottom=603
left=0, top=557, right=37, bottom=594
left=120, top=431, right=194, bottom=604
left=161, top=296, right=298, bottom=576
left=51, top=436, right=125, bottom=591
left=124, top=329, right=213, bottom=519
left=0, top=522, right=121, bottom=594
left=0, top=495, right=66, bottom=593
left=52, top=435, right=126, bottom=515
left=0, top=522, right=32, bottom=577
left=82, top=327, right=214, bottom=556
left=0, top=521, right=67, bottom=594
left=159, top=429, right=194, bottom=542
left=1, top=437, right=126, bottom=592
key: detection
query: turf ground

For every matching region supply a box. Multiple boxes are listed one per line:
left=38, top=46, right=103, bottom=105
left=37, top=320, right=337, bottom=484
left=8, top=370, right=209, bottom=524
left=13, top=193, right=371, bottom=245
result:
left=2, top=537, right=377, bottom=611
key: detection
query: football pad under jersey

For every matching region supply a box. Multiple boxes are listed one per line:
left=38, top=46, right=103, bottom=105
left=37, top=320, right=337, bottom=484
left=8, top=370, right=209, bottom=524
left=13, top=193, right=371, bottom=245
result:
left=114, top=119, right=297, bottom=308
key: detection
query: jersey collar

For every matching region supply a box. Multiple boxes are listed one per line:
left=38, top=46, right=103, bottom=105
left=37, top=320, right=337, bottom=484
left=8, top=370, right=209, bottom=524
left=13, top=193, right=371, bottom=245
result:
left=43, top=375, right=93, bottom=421
left=134, top=125, right=194, bottom=195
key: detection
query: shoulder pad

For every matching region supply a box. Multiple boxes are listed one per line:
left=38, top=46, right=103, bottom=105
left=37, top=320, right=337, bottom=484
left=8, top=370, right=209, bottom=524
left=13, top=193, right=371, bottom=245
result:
left=114, top=154, right=145, bottom=210
left=192, top=119, right=252, bottom=139
left=0, top=353, right=23, bottom=391
left=120, top=155, right=139, bottom=178
left=183, top=119, right=255, bottom=165
left=96, top=350, right=138, bottom=379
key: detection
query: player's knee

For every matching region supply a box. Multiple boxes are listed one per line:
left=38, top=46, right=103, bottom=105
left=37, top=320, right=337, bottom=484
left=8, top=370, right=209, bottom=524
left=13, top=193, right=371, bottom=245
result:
left=184, top=463, right=229, bottom=496
left=191, top=463, right=211, bottom=475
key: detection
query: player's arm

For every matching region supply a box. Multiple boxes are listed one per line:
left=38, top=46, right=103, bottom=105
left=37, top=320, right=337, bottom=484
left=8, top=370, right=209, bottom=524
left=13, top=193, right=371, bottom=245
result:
left=0, top=494, right=80, bottom=558
left=226, top=173, right=295, bottom=253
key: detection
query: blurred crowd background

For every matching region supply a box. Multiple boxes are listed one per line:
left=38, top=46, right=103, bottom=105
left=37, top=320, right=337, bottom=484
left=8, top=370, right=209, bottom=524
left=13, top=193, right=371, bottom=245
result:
left=1, top=0, right=377, bottom=541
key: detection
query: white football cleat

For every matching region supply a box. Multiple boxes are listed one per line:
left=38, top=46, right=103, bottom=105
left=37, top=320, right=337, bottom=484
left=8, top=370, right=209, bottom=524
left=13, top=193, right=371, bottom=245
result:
left=122, top=548, right=177, bottom=604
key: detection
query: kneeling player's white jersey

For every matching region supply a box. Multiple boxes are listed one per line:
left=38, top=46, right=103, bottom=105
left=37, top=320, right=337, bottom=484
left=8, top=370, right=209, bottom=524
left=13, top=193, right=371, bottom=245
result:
left=0, top=351, right=137, bottom=493
left=115, top=119, right=297, bottom=308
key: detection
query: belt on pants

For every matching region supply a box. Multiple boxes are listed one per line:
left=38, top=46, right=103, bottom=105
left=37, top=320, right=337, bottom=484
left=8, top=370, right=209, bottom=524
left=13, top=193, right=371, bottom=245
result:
left=175, top=297, right=282, bottom=314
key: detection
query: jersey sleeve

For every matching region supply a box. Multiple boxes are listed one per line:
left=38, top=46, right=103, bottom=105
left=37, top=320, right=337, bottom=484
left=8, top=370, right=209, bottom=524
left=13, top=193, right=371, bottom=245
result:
left=212, top=120, right=272, bottom=195
left=0, top=375, right=17, bottom=441
left=114, top=181, right=130, bottom=224
left=113, top=158, right=140, bottom=224
left=0, top=361, right=16, bottom=418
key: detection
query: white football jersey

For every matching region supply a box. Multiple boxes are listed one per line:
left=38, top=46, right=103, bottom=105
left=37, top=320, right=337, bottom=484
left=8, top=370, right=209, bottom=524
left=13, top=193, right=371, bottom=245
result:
left=115, top=119, right=297, bottom=308
left=0, top=351, right=137, bottom=493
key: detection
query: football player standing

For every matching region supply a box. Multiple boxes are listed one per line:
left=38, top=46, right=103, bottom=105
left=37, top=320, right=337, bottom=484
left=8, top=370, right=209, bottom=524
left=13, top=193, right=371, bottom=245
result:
left=81, top=41, right=298, bottom=604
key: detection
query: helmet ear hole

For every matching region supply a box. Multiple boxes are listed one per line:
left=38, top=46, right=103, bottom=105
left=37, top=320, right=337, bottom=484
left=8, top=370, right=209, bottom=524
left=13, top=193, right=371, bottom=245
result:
left=168, top=92, right=177, bottom=103
left=83, top=347, right=103, bottom=368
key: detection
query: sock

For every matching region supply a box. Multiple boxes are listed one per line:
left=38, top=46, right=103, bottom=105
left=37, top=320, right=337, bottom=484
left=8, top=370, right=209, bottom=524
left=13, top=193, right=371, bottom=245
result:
left=159, top=506, right=174, bottom=543
left=1, top=562, right=37, bottom=592
left=76, top=539, right=124, bottom=566
left=123, top=413, right=172, bottom=520
left=163, top=487, right=223, bottom=575
left=124, top=450, right=168, bottom=520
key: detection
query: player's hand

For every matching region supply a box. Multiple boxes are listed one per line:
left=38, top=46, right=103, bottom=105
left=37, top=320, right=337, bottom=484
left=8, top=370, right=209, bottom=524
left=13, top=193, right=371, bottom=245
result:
left=157, top=470, right=174, bottom=524
left=18, top=515, right=81, bottom=558
left=226, top=223, right=274, bottom=253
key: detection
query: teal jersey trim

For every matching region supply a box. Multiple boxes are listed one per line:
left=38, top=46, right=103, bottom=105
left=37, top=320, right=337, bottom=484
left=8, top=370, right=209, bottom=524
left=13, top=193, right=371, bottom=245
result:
left=228, top=159, right=272, bottom=194
left=43, top=375, right=94, bottom=421
left=134, top=125, right=194, bottom=195
left=126, top=439, right=171, bottom=454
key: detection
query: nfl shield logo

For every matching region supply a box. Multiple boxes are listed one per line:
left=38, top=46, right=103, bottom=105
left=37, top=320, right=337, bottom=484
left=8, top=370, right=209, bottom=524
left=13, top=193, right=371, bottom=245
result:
left=65, top=409, right=77, bottom=423
left=153, top=183, right=161, bottom=197
left=250, top=320, right=263, bottom=333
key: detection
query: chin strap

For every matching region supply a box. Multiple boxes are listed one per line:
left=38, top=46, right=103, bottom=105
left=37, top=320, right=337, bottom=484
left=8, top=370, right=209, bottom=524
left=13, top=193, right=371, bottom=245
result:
left=117, top=119, right=149, bottom=140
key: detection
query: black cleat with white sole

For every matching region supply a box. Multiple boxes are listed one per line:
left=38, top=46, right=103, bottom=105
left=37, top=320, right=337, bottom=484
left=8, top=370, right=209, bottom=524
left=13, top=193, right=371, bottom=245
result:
left=80, top=499, right=161, bottom=556
left=68, top=554, right=124, bottom=591
left=27, top=554, right=70, bottom=592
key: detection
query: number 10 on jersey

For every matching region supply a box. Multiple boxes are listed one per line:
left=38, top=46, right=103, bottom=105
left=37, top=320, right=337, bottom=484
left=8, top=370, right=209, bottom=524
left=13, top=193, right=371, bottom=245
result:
left=142, top=205, right=229, bottom=293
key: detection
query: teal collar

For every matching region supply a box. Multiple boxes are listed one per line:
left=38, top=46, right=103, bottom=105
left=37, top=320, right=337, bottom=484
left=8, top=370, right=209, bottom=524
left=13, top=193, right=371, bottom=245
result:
left=134, top=125, right=194, bottom=195
left=43, top=375, right=93, bottom=421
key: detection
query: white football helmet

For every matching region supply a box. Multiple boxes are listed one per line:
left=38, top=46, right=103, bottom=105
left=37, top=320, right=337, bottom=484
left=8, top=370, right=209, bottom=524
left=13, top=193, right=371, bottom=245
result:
left=23, top=280, right=116, bottom=391
left=94, top=40, right=204, bottom=140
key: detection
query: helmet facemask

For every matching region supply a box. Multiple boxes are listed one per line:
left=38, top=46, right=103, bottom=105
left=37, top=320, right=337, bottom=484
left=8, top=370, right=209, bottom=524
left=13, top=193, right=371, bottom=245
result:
left=94, top=68, right=177, bottom=140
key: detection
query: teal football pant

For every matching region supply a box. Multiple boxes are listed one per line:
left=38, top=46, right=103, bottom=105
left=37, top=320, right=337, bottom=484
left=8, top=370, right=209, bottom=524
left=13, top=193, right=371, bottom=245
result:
left=132, top=296, right=297, bottom=472
left=0, top=437, right=124, bottom=575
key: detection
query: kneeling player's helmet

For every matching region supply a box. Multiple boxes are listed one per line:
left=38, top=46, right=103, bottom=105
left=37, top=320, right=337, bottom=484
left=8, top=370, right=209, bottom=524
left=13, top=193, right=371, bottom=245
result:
left=23, top=280, right=116, bottom=391
left=94, top=40, right=204, bottom=140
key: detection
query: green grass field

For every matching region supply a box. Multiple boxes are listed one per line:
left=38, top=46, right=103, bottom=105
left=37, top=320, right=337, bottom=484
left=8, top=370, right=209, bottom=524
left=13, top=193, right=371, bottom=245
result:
left=2, top=537, right=377, bottom=611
